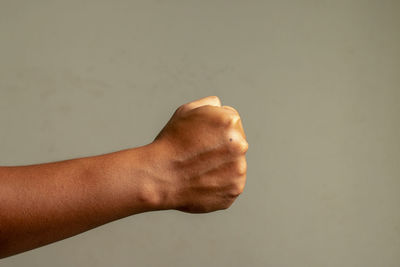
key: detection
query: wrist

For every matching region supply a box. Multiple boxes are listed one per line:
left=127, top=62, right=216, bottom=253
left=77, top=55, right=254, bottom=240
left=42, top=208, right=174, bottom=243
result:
left=144, top=140, right=179, bottom=211
left=125, top=141, right=177, bottom=211
left=82, top=142, right=175, bottom=218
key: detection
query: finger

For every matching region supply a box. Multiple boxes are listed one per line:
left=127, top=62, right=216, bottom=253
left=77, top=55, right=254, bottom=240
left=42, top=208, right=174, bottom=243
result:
left=222, top=106, right=247, bottom=140
left=183, top=95, right=222, bottom=111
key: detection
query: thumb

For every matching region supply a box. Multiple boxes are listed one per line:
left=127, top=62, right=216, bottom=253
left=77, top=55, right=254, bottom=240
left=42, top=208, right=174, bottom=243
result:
left=182, top=95, right=222, bottom=111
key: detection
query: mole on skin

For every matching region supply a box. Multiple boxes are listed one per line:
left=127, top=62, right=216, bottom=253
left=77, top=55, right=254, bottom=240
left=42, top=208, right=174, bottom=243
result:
left=229, top=138, right=232, bottom=142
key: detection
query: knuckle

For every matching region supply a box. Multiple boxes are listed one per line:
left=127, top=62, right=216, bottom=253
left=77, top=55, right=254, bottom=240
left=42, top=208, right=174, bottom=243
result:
left=222, top=105, right=239, bottom=115
left=227, top=190, right=239, bottom=198
left=219, top=113, right=240, bottom=127
left=176, top=104, right=189, bottom=114
left=228, top=137, right=249, bottom=155
left=235, top=181, right=246, bottom=195
left=240, top=140, right=249, bottom=153
left=227, top=114, right=241, bottom=126
left=237, top=179, right=246, bottom=192
left=233, top=159, right=247, bottom=175
left=228, top=182, right=244, bottom=198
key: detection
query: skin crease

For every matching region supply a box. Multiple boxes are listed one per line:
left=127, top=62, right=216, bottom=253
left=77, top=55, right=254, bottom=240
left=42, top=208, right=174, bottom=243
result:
left=0, top=95, right=248, bottom=258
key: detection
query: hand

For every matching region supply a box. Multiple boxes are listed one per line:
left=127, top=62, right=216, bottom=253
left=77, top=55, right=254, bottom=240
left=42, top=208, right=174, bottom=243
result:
left=152, top=96, right=249, bottom=213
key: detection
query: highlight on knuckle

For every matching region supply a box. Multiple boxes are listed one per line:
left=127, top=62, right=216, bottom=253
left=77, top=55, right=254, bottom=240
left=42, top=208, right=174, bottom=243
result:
left=236, top=179, right=246, bottom=194
left=227, top=114, right=240, bottom=127
left=241, top=140, right=249, bottom=153
left=227, top=137, right=248, bottom=155
left=234, top=159, right=247, bottom=176
left=176, top=104, right=189, bottom=114
left=223, top=105, right=239, bottom=115
left=230, top=183, right=244, bottom=197
left=218, top=113, right=239, bottom=127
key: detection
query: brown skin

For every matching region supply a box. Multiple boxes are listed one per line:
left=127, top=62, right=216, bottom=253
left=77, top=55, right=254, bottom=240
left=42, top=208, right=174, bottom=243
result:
left=0, top=95, right=248, bottom=259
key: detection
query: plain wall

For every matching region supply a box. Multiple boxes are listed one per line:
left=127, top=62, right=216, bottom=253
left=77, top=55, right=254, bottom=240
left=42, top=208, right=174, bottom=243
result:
left=1, top=1, right=399, bottom=266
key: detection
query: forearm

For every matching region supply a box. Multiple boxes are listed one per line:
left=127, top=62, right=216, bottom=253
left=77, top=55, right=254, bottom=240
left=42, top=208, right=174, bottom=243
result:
left=0, top=142, right=168, bottom=259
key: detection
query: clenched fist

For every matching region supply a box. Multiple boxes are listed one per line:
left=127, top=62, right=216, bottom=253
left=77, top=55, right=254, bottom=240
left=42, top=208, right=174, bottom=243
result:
left=152, top=96, right=249, bottom=213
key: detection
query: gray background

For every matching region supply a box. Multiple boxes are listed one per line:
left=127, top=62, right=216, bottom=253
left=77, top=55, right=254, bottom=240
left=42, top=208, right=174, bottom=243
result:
left=1, top=1, right=399, bottom=266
